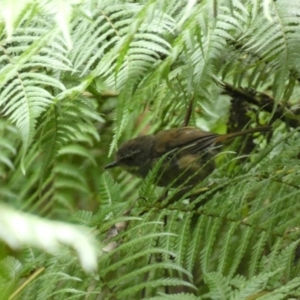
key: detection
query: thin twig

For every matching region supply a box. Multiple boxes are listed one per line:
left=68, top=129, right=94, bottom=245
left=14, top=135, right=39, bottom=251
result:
left=9, top=267, right=45, bottom=300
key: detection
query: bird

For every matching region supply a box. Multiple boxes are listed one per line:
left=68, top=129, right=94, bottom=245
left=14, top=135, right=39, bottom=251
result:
left=105, top=126, right=271, bottom=187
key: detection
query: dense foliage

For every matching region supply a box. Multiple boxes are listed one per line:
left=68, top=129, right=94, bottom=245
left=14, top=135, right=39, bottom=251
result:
left=0, top=0, right=300, bottom=299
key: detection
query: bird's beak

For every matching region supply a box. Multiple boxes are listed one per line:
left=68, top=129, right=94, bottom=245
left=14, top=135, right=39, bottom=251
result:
left=104, top=161, right=119, bottom=169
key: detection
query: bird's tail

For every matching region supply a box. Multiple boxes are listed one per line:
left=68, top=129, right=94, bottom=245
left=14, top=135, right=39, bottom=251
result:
left=214, top=126, right=272, bottom=143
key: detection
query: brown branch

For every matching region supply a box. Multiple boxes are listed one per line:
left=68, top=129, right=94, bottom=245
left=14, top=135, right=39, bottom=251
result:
left=222, top=81, right=300, bottom=127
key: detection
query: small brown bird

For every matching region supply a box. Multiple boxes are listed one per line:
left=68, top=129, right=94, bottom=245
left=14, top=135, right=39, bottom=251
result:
left=105, top=126, right=271, bottom=187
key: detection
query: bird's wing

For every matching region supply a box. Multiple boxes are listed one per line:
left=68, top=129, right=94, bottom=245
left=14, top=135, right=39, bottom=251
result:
left=154, top=127, right=219, bottom=154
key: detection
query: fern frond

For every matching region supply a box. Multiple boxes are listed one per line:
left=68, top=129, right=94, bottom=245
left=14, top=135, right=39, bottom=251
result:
left=248, top=231, right=267, bottom=278
left=145, top=294, right=200, bottom=300
left=217, top=222, right=239, bottom=274
left=203, top=272, right=231, bottom=300
left=232, top=270, right=281, bottom=300
left=0, top=25, right=70, bottom=168
left=0, top=256, right=22, bottom=299
left=241, top=1, right=300, bottom=99
left=117, top=277, right=195, bottom=299
left=200, top=217, right=223, bottom=273
left=186, top=215, right=205, bottom=273
left=257, top=277, right=300, bottom=300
